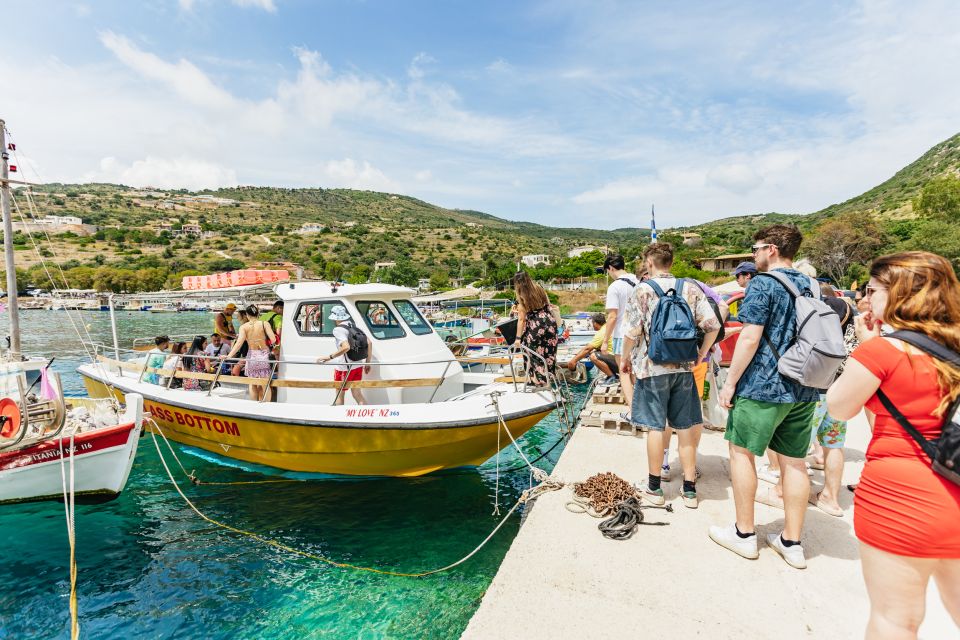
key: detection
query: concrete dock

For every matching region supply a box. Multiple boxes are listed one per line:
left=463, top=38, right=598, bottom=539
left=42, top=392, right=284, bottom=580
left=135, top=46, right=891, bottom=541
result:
left=463, top=388, right=954, bottom=639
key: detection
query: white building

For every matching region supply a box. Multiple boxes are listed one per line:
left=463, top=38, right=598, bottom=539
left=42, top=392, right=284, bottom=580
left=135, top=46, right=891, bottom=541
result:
left=566, top=245, right=608, bottom=258
left=296, top=223, right=327, bottom=234
left=374, top=261, right=396, bottom=271
left=39, top=215, right=83, bottom=226
left=521, top=254, right=551, bottom=268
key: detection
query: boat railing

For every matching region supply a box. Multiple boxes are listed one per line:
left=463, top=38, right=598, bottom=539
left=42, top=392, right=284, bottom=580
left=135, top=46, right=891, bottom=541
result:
left=87, top=343, right=543, bottom=405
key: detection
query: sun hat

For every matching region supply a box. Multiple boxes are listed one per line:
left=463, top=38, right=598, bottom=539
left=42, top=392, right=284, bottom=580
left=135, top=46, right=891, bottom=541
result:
left=224, top=303, right=237, bottom=312
left=732, top=262, right=757, bottom=276
left=329, top=306, right=351, bottom=322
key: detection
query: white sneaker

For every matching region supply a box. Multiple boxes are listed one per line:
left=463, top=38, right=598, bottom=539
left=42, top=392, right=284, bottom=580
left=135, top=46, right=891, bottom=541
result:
left=757, top=463, right=780, bottom=485
left=708, top=524, right=759, bottom=560
left=766, top=532, right=807, bottom=569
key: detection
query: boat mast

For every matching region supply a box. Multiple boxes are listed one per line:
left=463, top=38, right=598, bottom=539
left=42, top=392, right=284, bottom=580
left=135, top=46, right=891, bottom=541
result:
left=0, top=120, right=21, bottom=359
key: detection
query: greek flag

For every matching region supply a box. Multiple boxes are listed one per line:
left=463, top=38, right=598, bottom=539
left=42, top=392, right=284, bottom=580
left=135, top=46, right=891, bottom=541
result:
left=650, top=204, right=657, bottom=244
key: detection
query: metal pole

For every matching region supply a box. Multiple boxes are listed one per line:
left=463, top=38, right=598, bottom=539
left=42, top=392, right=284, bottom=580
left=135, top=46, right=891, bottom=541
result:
left=0, top=120, right=22, bottom=359
left=108, top=294, right=120, bottom=360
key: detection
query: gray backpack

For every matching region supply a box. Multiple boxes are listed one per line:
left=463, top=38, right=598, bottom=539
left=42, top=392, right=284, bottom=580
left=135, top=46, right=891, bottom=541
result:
left=757, top=271, right=845, bottom=390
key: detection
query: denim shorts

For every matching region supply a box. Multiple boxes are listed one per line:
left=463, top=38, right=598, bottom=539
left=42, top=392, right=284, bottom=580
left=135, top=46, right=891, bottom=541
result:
left=612, top=337, right=624, bottom=355
left=631, top=372, right=702, bottom=431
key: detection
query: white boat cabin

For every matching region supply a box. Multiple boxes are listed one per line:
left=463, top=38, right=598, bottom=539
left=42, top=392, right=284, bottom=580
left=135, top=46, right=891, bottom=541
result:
left=275, top=283, right=464, bottom=405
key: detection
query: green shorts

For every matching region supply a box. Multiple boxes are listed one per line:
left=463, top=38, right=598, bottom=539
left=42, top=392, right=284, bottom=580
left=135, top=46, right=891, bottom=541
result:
left=724, top=397, right=816, bottom=459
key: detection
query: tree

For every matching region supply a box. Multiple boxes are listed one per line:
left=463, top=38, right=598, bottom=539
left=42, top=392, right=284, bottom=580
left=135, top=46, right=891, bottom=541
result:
left=805, top=214, right=886, bottom=286
left=429, top=270, right=450, bottom=290
left=914, top=176, right=960, bottom=221
left=324, top=261, right=344, bottom=281
left=904, top=220, right=960, bottom=274
left=380, top=260, right=420, bottom=288
left=349, top=264, right=371, bottom=284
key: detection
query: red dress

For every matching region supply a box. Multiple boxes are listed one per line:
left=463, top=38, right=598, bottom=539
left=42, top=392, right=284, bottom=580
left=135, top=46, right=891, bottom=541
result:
left=851, top=337, right=960, bottom=557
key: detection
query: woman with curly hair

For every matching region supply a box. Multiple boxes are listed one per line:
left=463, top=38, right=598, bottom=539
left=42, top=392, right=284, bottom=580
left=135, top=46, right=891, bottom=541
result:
left=827, top=251, right=960, bottom=638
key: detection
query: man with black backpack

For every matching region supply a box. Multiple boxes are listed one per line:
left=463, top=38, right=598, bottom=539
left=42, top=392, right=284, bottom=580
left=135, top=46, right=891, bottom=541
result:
left=316, top=305, right=372, bottom=405
left=620, top=243, right=721, bottom=509
left=710, top=224, right=840, bottom=570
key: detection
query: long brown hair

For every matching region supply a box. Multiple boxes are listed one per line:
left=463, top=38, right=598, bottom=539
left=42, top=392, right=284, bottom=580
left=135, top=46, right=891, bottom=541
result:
left=513, top=272, right=549, bottom=312
left=870, top=251, right=960, bottom=414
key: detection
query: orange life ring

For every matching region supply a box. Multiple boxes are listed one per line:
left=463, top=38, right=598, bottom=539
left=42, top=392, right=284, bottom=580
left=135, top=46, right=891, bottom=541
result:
left=0, top=398, right=22, bottom=439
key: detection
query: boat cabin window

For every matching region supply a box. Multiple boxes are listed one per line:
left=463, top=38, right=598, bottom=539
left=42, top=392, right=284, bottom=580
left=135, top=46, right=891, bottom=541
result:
left=355, top=301, right=405, bottom=340
left=393, top=300, right=433, bottom=336
left=293, top=301, right=345, bottom=336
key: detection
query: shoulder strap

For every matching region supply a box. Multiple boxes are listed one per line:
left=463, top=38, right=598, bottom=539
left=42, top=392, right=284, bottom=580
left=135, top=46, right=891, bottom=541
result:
left=756, top=271, right=801, bottom=297
left=644, top=280, right=666, bottom=298
left=674, top=278, right=685, bottom=297
left=617, top=277, right=636, bottom=287
left=888, top=330, right=960, bottom=368
left=875, top=389, right=939, bottom=461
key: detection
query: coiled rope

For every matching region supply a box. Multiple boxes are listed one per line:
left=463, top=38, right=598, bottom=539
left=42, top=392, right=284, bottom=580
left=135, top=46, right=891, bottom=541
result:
left=149, top=417, right=562, bottom=577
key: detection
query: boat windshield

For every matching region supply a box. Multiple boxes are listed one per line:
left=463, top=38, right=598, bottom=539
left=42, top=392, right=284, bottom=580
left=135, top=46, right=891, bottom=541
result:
left=356, top=301, right=405, bottom=339
left=393, top=300, right=432, bottom=336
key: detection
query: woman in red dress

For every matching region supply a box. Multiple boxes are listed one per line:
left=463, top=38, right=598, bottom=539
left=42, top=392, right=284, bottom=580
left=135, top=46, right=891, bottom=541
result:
left=827, top=251, right=960, bottom=638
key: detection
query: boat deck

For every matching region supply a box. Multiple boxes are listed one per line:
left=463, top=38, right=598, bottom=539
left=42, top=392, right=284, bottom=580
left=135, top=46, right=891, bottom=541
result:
left=462, top=387, right=954, bottom=639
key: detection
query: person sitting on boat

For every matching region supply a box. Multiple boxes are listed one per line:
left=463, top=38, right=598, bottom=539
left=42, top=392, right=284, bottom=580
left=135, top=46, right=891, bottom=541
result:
left=204, top=333, right=228, bottom=359
left=316, top=305, right=372, bottom=406
left=214, top=303, right=238, bottom=346
left=223, top=305, right=277, bottom=401
left=183, top=335, right=210, bottom=391
left=565, top=313, right=618, bottom=386
left=160, top=341, right=187, bottom=388
left=144, top=335, right=170, bottom=385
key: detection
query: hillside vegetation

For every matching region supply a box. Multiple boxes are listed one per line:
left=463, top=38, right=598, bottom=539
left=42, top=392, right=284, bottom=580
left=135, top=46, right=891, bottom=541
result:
left=4, top=131, right=960, bottom=293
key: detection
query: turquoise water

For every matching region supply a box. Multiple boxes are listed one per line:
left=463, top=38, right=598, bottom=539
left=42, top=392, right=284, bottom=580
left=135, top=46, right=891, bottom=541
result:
left=0, top=311, right=584, bottom=639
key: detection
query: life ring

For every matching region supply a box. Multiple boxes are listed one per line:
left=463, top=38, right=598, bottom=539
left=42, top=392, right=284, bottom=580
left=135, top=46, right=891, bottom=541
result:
left=0, top=397, right=22, bottom=439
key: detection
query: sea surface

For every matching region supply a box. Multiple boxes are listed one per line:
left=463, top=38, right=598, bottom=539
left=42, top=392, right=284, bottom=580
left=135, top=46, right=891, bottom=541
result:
left=0, top=310, right=585, bottom=639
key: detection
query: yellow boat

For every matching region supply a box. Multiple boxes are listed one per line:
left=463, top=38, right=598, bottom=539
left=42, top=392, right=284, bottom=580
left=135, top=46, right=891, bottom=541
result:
left=79, top=283, right=562, bottom=477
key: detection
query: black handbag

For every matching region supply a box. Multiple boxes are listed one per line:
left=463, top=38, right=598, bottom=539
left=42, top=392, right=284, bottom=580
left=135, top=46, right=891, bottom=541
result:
left=875, top=330, right=960, bottom=487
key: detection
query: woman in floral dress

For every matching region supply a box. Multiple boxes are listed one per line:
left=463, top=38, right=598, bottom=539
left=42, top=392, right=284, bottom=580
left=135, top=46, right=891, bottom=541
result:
left=512, top=272, right=558, bottom=387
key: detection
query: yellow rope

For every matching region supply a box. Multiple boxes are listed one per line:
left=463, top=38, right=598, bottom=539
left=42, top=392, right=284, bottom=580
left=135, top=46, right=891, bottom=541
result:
left=58, top=432, right=80, bottom=639
left=149, top=427, right=547, bottom=578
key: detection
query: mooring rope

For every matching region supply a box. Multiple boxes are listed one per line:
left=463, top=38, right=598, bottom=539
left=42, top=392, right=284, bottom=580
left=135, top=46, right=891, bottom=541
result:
left=58, top=429, right=80, bottom=640
left=148, top=420, right=560, bottom=578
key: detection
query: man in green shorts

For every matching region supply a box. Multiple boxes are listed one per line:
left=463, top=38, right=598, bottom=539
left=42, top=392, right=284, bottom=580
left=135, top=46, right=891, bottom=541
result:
left=709, top=224, right=819, bottom=569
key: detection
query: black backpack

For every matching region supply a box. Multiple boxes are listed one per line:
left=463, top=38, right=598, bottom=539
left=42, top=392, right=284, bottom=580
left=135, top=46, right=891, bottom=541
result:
left=876, top=330, right=960, bottom=486
left=343, top=321, right=369, bottom=362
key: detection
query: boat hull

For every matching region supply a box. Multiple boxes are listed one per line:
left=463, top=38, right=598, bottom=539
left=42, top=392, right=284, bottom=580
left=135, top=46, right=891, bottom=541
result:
left=0, top=422, right=141, bottom=505
left=81, top=375, right=555, bottom=477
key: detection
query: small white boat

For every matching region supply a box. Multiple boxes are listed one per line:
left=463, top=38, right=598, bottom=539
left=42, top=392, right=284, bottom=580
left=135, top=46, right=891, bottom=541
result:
left=0, top=373, right=144, bottom=505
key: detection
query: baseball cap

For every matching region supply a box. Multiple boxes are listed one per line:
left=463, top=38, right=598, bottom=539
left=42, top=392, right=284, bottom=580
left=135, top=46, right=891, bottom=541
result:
left=733, top=262, right=757, bottom=277
left=224, top=303, right=237, bottom=312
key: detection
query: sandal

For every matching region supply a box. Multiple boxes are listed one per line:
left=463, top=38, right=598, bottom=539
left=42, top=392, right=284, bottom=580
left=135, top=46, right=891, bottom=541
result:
left=809, top=492, right=843, bottom=517
left=754, top=485, right=784, bottom=510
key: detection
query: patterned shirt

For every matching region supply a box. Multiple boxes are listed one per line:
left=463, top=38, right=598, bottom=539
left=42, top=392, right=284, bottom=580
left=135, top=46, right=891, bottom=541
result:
left=735, top=268, right=820, bottom=403
left=623, top=276, right=721, bottom=380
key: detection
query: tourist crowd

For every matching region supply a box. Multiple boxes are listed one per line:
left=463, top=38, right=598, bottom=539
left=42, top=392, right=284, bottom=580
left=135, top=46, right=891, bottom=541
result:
left=580, top=226, right=959, bottom=638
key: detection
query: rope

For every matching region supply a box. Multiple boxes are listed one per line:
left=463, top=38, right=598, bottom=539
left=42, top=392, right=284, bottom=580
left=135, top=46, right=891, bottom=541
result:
left=149, top=422, right=560, bottom=578
left=58, top=429, right=80, bottom=640
left=597, top=497, right=671, bottom=541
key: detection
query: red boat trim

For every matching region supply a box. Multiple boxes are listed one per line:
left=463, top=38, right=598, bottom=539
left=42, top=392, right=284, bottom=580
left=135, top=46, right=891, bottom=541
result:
left=0, top=422, right=136, bottom=471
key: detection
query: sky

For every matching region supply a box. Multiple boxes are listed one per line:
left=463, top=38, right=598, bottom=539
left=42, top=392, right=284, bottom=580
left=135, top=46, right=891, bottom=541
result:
left=3, top=0, right=960, bottom=229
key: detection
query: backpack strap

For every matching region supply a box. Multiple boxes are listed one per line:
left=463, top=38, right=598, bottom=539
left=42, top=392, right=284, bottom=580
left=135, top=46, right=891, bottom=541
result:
left=756, top=270, right=803, bottom=297
left=888, top=330, right=960, bottom=368
left=617, top=277, right=637, bottom=288
left=673, top=278, right=685, bottom=297
left=644, top=280, right=666, bottom=298
left=875, top=389, right=939, bottom=462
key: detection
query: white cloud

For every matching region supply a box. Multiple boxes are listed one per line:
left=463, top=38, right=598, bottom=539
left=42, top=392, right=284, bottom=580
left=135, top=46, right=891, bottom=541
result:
left=321, top=159, right=398, bottom=192
left=99, top=31, right=238, bottom=110
left=87, top=156, right=238, bottom=190
left=232, top=0, right=277, bottom=11
left=707, top=163, right=763, bottom=195
left=414, top=170, right=432, bottom=182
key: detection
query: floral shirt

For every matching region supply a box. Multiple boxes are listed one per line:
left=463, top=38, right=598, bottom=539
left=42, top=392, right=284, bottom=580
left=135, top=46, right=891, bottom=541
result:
left=623, top=276, right=721, bottom=380
left=735, top=268, right=820, bottom=403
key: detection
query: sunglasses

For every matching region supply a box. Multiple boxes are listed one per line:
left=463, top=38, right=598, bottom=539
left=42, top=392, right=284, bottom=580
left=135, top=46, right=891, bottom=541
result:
left=865, top=284, right=886, bottom=297
left=751, top=243, right=773, bottom=254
